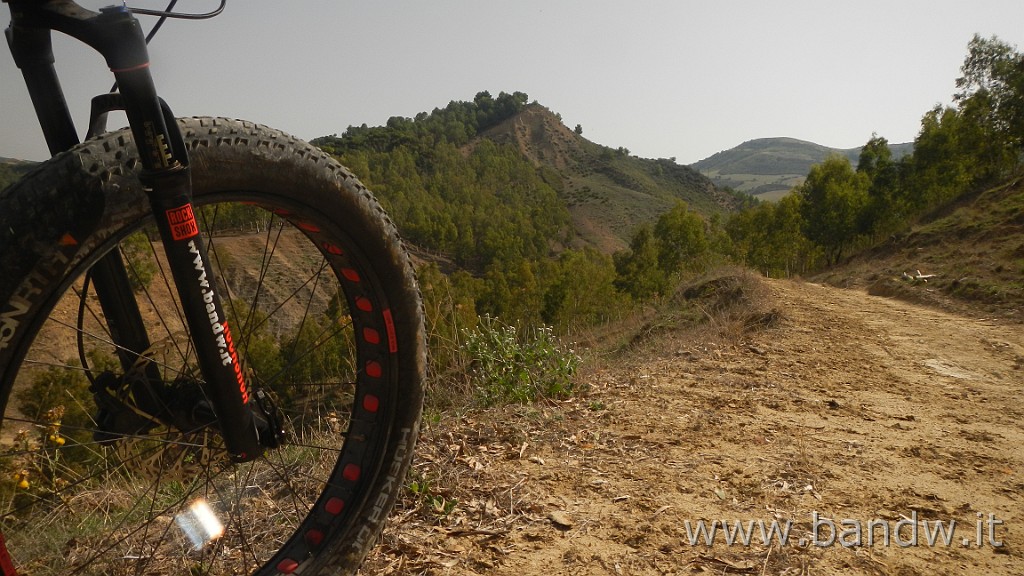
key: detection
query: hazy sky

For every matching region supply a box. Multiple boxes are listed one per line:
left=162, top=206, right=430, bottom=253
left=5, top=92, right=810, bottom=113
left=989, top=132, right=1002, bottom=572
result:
left=2, top=1, right=1023, bottom=164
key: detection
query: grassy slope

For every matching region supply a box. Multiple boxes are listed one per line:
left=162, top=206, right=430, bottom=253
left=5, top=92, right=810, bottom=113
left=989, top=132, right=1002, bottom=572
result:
left=818, top=177, right=1024, bottom=322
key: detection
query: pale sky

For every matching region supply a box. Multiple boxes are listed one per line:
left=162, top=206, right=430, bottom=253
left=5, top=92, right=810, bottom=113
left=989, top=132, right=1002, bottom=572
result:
left=2, top=1, right=1023, bottom=164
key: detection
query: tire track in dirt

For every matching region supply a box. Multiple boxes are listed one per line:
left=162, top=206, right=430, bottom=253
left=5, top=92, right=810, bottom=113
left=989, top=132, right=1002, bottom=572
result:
left=363, top=278, right=1023, bottom=575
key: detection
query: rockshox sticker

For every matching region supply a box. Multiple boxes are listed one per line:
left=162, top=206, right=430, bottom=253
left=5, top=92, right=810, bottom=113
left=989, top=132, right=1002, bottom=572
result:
left=167, top=204, right=199, bottom=241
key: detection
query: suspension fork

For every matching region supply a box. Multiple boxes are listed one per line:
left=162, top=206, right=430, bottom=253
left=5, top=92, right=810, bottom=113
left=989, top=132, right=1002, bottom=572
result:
left=5, top=1, right=267, bottom=462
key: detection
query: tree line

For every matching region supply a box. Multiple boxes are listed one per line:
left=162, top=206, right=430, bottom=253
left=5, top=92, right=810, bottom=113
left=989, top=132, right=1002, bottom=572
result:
left=727, top=34, right=1024, bottom=275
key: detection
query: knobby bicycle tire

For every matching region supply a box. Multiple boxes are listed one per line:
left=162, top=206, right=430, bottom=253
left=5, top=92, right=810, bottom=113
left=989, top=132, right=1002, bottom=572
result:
left=0, top=117, right=425, bottom=575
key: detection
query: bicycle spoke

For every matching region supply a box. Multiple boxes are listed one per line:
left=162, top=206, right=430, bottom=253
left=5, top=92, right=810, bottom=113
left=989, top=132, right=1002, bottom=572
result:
left=129, top=234, right=194, bottom=369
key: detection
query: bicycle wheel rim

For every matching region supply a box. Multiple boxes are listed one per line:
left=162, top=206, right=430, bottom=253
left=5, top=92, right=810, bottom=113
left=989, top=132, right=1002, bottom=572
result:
left=0, top=191, right=406, bottom=575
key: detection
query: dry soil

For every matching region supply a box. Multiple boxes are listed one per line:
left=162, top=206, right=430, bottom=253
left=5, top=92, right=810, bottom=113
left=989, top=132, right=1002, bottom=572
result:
left=361, top=277, right=1024, bottom=575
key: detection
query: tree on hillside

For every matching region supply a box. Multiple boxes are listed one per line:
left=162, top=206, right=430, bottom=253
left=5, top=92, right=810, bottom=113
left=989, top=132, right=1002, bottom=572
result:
left=771, top=193, right=818, bottom=274
left=613, top=225, right=667, bottom=301
left=542, top=248, right=624, bottom=333
left=726, top=194, right=816, bottom=277
left=904, top=105, right=976, bottom=209
left=613, top=203, right=712, bottom=301
left=478, top=258, right=543, bottom=327
left=653, top=201, right=708, bottom=274
left=955, top=34, right=1024, bottom=160
left=856, top=134, right=893, bottom=181
left=903, top=35, right=1024, bottom=208
left=894, top=36, right=1024, bottom=216
left=797, top=155, right=870, bottom=265
left=857, top=134, right=907, bottom=238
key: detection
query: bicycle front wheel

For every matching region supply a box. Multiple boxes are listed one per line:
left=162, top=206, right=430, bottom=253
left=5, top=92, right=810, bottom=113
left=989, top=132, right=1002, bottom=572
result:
left=0, top=118, right=425, bottom=575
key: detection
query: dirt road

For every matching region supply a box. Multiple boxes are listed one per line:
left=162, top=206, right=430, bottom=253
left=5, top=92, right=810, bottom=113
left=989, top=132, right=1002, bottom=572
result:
left=362, top=278, right=1024, bottom=575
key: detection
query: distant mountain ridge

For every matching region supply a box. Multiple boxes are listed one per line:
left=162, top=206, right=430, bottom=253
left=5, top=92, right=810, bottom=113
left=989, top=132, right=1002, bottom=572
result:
left=692, top=137, right=913, bottom=200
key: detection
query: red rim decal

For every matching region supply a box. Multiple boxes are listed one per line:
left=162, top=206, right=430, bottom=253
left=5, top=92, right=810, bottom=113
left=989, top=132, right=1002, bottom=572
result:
left=321, top=241, right=343, bottom=256
left=324, top=498, right=345, bottom=515
left=343, top=464, right=361, bottom=482
left=305, top=529, right=325, bottom=547
left=365, top=361, right=382, bottom=379
left=383, top=309, right=398, bottom=354
left=362, top=394, right=380, bottom=413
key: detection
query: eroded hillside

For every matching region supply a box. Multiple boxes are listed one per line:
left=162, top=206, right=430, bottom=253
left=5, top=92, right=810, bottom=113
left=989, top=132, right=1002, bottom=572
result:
left=476, top=104, right=741, bottom=253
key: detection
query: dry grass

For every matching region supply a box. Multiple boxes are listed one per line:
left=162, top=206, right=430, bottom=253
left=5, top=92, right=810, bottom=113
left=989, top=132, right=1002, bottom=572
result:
left=358, top=267, right=786, bottom=575
left=0, top=421, right=347, bottom=575
left=360, top=272, right=1024, bottom=575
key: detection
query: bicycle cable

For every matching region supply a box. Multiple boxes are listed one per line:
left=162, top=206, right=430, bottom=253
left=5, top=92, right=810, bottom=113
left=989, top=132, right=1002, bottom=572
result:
left=127, top=0, right=227, bottom=21
left=107, top=1, right=227, bottom=93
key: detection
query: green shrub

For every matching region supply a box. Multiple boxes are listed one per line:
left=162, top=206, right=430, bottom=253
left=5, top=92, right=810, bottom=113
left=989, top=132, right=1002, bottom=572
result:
left=15, top=363, right=92, bottom=433
left=463, top=315, right=581, bottom=406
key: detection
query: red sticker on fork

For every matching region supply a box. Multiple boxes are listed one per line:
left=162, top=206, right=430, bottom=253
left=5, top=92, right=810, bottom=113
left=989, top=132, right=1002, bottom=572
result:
left=166, top=204, right=199, bottom=241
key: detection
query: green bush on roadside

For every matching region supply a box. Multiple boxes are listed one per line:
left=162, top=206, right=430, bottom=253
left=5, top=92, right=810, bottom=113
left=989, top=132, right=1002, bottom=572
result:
left=463, top=315, right=581, bottom=406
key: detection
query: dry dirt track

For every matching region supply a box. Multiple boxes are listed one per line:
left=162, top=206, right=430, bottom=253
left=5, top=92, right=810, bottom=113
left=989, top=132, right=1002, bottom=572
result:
left=363, top=278, right=1024, bottom=576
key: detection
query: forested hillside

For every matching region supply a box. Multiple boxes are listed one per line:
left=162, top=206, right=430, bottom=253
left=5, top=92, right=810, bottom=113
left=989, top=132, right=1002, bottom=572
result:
left=313, top=93, right=571, bottom=269
left=314, top=91, right=740, bottom=255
